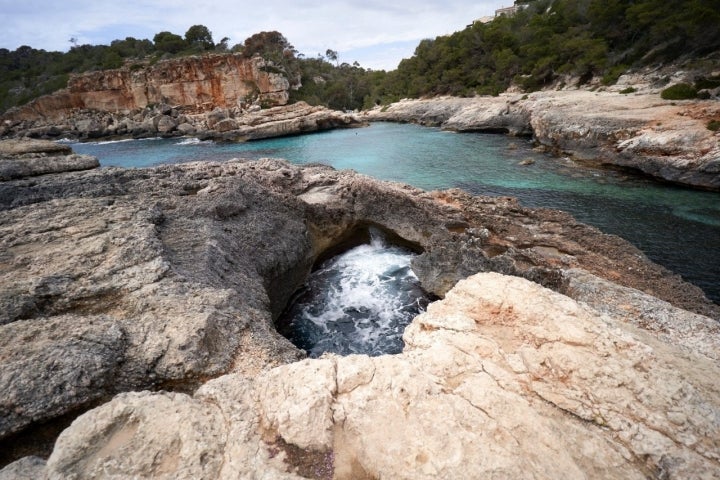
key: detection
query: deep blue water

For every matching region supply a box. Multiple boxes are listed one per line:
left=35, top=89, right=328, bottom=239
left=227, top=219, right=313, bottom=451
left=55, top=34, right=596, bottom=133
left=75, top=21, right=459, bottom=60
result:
left=67, top=123, right=720, bottom=303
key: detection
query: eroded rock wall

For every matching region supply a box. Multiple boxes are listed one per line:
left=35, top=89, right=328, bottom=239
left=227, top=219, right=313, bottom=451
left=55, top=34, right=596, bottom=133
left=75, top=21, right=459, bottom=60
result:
left=1, top=54, right=289, bottom=124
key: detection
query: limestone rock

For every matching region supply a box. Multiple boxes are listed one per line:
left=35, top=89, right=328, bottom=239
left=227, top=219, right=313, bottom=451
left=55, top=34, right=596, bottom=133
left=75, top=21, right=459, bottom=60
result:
left=35, top=273, right=720, bottom=479
left=46, top=391, right=226, bottom=480
left=2, top=54, right=289, bottom=125
left=0, top=456, right=46, bottom=480
left=155, top=114, right=177, bottom=134
left=0, top=139, right=98, bottom=180
left=228, top=101, right=363, bottom=141
left=214, top=117, right=238, bottom=133
left=367, top=95, right=531, bottom=135
left=0, top=158, right=716, bottom=464
left=205, top=107, right=229, bottom=129
left=0, top=315, right=126, bottom=438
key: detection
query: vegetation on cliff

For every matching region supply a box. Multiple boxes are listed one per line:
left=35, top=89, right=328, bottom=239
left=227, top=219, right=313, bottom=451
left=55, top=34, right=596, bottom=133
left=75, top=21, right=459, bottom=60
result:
left=0, top=26, right=309, bottom=114
left=361, top=0, right=720, bottom=104
left=1, top=0, right=718, bottom=114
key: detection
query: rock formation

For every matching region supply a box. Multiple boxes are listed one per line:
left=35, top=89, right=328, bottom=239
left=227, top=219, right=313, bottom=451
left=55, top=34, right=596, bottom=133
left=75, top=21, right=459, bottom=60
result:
left=0, top=100, right=362, bottom=143
left=2, top=54, right=289, bottom=124
left=0, top=52, right=364, bottom=142
left=0, top=139, right=98, bottom=180
left=1, top=142, right=718, bottom=476
left=10, top=272, right=720, bottom=479
left=366, top=92, right=720, bottom=190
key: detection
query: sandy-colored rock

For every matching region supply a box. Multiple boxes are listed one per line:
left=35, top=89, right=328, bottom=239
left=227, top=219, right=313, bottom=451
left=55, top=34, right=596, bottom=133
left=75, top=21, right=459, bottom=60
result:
left=0, top=158, right=717, bottom=466
left=35, top=272, right=720, bottom=479
left=46, top=391, right=226, bottom=480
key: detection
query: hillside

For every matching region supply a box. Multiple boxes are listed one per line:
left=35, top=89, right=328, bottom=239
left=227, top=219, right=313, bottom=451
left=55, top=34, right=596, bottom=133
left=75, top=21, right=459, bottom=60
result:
left=364, top=0, right=720, bottom=103
left=2, top=0, right=719, bottom=116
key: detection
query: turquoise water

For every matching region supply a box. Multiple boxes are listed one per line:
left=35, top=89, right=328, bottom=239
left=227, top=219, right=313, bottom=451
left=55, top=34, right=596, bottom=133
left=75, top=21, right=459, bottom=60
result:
left=68, top=123, right=720, bottom=303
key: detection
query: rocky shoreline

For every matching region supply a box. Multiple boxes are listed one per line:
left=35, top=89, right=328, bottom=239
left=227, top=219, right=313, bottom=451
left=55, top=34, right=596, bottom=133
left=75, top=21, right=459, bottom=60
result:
left=0, top=101, right=363, bottom=143
left=365, top=90, right=720, bottom=191
left=1, top=140, right=719, bottom=478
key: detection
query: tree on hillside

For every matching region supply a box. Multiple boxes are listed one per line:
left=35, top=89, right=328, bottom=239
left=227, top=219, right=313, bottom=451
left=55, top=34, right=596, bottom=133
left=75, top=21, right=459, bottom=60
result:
left=325, top=49, right=339, bottom=66
left=241, top=31, right=301, bottom=86
left=153, top=31, right=186, bottom=54
left=185, top=25, right=214, bottom=51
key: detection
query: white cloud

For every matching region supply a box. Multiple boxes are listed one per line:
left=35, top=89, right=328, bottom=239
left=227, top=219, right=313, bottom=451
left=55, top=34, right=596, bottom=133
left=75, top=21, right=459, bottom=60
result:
left=0, top=0, right=508, bottom=70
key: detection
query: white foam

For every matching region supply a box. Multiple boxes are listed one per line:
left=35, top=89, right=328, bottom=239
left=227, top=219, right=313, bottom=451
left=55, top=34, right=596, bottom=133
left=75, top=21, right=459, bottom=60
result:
left=176, top=137, right=213, bottom=146
left=288, top=229, right=427, bottom=356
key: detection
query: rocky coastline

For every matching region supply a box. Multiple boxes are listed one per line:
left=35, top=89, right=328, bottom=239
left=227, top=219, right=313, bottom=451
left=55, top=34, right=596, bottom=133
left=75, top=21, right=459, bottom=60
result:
left=0, top=100, right=363, bottom=143
left=365, top=90, right=720, bottom=191
left=0, top=53, right=364, bottom=143
left=1, top=140, right=719, bottom=478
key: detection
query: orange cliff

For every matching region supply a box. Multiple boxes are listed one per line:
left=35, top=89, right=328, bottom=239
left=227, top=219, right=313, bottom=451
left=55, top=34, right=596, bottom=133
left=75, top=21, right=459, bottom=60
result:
left=2, top=54, right=290, bottom=122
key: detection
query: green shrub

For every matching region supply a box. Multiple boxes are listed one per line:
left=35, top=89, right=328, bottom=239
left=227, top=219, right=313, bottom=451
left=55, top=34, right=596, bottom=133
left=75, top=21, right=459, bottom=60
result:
left=661, top=83, right=697, bottom=100
left=619, top=87, right=636, bottom=94
left=601, top=65, right=629, bottom=86
left=708, top=120, right=720, bottom=132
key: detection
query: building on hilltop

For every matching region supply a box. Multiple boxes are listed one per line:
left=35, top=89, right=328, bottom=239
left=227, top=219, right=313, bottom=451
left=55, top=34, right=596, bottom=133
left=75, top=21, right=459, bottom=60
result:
left=495, top=0, right=536, bottom=17
left=469, top=1, right=536, bottom=27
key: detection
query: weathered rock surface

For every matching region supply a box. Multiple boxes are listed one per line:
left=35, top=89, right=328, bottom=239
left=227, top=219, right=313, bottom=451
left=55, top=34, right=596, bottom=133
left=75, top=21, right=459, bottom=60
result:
left=0, top=139, right=98, bottom=180
left=366, top=92, right=720, bottom=190
left=30, top=272, right=720, bottom=479
left=2, top=54, right=289, bottom=124
left=198, top=101, right=363, bottom=142
left=0, top=53, right=364, bottom=142
left=1, top=101, right=362, bottom=143
left=0, top=157, right=718, bottom=469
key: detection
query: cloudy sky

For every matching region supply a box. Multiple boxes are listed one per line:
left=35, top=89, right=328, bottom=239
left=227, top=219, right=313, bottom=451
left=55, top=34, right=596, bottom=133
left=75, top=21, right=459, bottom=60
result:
left=0, top=0, right=508, bottom=70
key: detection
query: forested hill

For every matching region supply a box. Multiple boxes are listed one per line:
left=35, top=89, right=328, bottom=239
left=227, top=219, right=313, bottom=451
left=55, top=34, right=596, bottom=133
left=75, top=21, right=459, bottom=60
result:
left=1, top=0, right=719, bottom=114
left=367, top=0, right=720, bottom=101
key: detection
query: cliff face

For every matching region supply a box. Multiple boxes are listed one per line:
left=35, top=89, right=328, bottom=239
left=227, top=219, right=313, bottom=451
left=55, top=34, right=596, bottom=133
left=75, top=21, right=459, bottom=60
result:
left=2, top=54, right=290, bottom=122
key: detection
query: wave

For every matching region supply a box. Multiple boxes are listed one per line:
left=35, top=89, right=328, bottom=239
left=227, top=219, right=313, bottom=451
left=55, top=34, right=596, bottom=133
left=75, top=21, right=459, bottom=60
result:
left=80, top=137, right=164, bottom=146
left=176, top=137, right=213, bottom=146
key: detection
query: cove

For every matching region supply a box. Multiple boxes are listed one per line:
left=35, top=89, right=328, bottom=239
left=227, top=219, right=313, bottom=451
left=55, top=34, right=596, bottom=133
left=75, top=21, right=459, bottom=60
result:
left=68, top=122, right=720, bottom=304
left=276, top=228, right=431, bottom=357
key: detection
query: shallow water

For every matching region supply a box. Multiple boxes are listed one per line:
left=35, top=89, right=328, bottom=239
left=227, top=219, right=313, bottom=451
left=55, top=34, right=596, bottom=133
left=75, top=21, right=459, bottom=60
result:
left=277, top=230, right=429, bottom=357
left=68, top=122, right=720, bottom=303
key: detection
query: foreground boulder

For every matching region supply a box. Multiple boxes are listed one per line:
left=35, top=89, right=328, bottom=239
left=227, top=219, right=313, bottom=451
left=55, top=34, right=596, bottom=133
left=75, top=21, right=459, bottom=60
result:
left=366, top=91, right=720, bottom=190
left=16, top=272, right=719, bottom=479
left=1, top=158, right=718, bottom=470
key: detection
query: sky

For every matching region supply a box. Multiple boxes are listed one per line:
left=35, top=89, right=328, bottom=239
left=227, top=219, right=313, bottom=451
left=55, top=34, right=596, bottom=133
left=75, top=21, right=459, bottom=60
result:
left=0, top=0, right=509, bottom=70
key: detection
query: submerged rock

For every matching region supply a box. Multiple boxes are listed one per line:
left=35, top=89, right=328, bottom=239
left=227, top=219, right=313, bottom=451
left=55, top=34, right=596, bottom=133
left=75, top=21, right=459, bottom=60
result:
left=0, top=157, right=718, bottom=473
